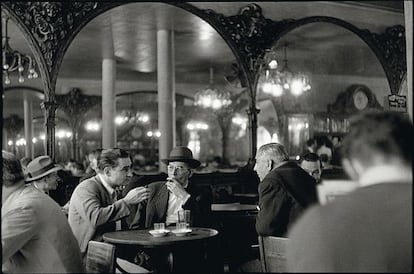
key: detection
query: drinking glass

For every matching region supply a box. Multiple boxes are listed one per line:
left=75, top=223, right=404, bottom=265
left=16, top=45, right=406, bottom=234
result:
left=178, top=209, right=191, bottom=227
left=154, top=223, right=165, bottom=231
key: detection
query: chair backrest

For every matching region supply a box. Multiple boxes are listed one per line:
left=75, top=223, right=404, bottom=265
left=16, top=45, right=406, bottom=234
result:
left=258, top=236, right=289, bottom=273
left=86, top=241, right=116, bottom=273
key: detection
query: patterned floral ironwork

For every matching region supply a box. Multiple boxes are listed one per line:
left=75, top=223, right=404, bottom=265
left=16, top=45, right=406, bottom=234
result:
left=368, top=25, right=406, bottom=94
left=4, top=2, right=99, bottom=73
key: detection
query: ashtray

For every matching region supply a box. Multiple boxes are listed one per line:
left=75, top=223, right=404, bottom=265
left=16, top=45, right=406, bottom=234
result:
left=149, top=229, right=170, bottom=237
left=171, top=228, right=192, bottom=237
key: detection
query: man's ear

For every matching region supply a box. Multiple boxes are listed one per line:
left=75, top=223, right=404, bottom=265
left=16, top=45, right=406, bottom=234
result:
left=342, top=158, right=359, bottom=182
left=188, top=169, right=193, bottom=178
left=267, top=159, right=273, bottom=171
left=103, top=166, right=111, bottom=177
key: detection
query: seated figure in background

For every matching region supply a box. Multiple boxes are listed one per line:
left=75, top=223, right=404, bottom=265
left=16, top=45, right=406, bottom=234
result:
left=287, top=110, right=413, bottom=272
left=254, top=143, right=318, bottom=237
left=2, top=151, right=83, bottom=273
left=299, top=152, right=323, bottom=184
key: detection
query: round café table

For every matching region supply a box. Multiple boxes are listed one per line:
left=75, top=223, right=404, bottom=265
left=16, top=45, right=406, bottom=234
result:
left=103, top=227, right=220, bottom=273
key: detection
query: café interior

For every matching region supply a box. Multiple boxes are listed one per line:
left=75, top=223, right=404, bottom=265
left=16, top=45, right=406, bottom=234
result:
left=2, top=1, right=412, bottom=273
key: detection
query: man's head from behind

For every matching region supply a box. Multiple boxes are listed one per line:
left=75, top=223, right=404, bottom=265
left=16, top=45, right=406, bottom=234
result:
left=300, top=152, right=322, bottom=183
left=97, top=148, right=132, bottom=186
left=254, top=143, right=289, bottom=181
left=341, top=110, right=413, bottom=181
left=2, top=151, right=25, bottom=202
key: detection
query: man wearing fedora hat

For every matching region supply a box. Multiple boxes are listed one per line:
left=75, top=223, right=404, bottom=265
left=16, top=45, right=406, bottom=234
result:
left=128, top=146, right=212, bottom=229
left=25, top=155, right=63, bottom=194
left=2, top=151, right=83, bottom=273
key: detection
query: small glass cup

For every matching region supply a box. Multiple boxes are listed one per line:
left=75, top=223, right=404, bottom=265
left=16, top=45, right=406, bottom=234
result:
left=154, top=223, right=165, bottom=231
left=178, top=209, right=191, bottom=227
left=176, top=222, right=187, bottom=231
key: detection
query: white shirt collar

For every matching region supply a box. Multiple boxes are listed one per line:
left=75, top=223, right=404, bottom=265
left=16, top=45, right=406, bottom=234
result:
left=97, top=174, right=115, bottom=197
left=358, top=164, right=412, bottom=187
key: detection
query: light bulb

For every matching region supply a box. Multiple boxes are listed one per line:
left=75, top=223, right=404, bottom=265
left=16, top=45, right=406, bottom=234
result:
left=3, top=64, right=9, bottom=70
left=5, top=77, right=11, bottom=85
left=18, top=76, right=24, bottom=83
left=33, top=72, right=38, bottom=78
left=18, top=66, right=24, bottom=72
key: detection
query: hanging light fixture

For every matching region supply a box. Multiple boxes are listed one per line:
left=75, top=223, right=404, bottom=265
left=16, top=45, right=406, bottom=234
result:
left=194, top=66, right=232, bottom=110
left=259, top=43, right=311, bottom=97
left=2, top=15, right=39, bottom=85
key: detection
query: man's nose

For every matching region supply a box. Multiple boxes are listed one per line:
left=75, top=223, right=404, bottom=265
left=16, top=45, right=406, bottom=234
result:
left=127, top=169, right=133, bottom=177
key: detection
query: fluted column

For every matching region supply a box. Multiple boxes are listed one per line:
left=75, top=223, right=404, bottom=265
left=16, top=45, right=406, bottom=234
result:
left=157, top=29, right=175, bottom=172
left=23, top=92, right=34, bottom=158
left=404, top=1, right=413, bottom=120
left=102, top=24, right=116, bottom=148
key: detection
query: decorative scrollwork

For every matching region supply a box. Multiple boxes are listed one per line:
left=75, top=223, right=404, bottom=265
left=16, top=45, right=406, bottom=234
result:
left=4, top=2, right=99, bottom=73
left=204, top=4, right=294, bottom=78
left=368, top=25, right=406, bottom=94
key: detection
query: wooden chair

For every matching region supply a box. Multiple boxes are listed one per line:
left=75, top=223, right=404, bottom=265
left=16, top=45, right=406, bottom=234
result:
left=86, top=241, right=116, bottom=273
left=86, top=241, right=151, bottom=273
left=258, top=236, right=289, bottom=273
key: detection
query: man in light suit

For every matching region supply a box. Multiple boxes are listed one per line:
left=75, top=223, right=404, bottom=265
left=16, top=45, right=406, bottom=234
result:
left=287, top=110, right=413, bottom=272
left=254, top=143, right=318, bottom=237
left=2, top=151, right=83, bottom=273
left=68, top=148, right=149, bottom=259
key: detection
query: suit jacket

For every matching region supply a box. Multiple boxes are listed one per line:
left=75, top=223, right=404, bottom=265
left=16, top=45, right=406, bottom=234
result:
left=68, top=175, right=131, bottom=256
left=127, top=181, right=212, bottom=229
left=256, top=161, right=318, bottom=236
left=287, top=182, right=412, bottom=272
left=2, top=185, right=83, bottom=273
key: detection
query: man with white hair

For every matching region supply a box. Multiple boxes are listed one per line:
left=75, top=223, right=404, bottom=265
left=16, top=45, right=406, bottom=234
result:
left=287, top=110, right=412, bottom=272
left=254, top=143, right=318, bottom=237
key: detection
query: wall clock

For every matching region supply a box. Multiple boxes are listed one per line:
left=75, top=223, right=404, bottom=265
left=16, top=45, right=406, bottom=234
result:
left=353, top=88, right=369, bottom=110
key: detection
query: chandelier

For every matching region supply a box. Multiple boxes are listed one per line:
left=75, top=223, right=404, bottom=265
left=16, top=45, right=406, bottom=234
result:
left=2, top=15, right=39, bottom=85
left=194, top=67, right=232, bottom=110
left=259, top=43, right=311, bottom=97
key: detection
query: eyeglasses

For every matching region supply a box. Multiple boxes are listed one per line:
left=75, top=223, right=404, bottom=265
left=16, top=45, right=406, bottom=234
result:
left=167, top=165, right=189, bottom=173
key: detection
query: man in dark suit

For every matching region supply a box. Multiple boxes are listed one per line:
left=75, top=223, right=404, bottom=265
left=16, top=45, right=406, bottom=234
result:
left=254, top=143, right=318, bottom=237
left=128, top=146, right=212, bottom=229
left=287, top=111, right=412, bottom=272
left=68, top=148, right=149, bottom=260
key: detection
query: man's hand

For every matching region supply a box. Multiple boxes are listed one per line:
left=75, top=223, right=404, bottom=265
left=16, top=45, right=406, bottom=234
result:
left=122, top=187, right=149, bottom=205
left=166, top=178, right=190, bottom=202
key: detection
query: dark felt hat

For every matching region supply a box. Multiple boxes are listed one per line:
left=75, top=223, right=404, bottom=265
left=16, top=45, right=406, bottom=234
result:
left=161, top=146, right=201, bottom=168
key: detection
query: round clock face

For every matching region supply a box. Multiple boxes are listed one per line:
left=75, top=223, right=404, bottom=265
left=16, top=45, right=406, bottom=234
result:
left=353, top=90, right=369, bottom=110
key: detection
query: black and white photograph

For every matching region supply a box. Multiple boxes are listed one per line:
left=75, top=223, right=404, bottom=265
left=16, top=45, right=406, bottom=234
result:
left=2, top=1, right=412, bottom=273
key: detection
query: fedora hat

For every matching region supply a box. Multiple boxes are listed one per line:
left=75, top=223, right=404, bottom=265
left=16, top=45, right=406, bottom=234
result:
left=161, top=146, right=201, bottom=168
left=25, top=156, right=62, bottom=182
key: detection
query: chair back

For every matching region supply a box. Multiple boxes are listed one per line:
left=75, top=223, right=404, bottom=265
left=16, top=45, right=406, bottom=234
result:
left=86, top=241, right=115, bottom=273
left=258, top=236, right=289, bottom=273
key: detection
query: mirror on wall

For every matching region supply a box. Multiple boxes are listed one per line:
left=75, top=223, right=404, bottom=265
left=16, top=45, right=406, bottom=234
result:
left=56, top=2, right=250, bottom=170
left=257, top=22, right=388, bottom=160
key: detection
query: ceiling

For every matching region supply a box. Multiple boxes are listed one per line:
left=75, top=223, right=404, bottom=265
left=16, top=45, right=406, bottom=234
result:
left=2, top=1, right=405, bottom=122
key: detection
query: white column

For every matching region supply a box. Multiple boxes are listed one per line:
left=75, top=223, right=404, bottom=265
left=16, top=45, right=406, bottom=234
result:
left=404, top=1, right=413, bottom=120
left=101, top=24, right=116, bottom=148
left=157, top=29, right=175, bottom=172
left=23, top=92, right=34, bottom=158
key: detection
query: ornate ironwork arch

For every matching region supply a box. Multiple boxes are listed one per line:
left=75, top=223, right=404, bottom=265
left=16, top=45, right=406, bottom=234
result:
left=261, top=16, right=406, bottom=95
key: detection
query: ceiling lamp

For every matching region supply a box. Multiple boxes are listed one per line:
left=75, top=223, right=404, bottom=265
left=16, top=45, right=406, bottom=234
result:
left=2, top=15, right=39, bottom=85
left=194, top=67, right=232, bottom=110
left=259, top=43, right=311, bottom=97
